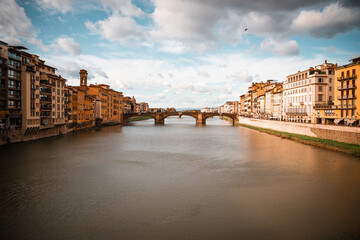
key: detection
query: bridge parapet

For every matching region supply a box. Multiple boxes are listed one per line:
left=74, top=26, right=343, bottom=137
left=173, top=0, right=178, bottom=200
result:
left=123, top=111, right=238, bottom=125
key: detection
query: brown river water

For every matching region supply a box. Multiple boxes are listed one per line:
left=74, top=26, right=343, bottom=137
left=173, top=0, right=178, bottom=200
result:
left=0, top=116, right=360, bottom=240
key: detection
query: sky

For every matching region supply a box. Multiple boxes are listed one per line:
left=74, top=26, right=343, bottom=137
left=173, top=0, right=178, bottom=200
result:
left=1, top=0, right=360, bottom=108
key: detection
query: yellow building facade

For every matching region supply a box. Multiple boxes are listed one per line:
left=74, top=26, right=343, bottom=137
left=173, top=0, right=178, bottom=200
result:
left=75, top=69, right=124, bottom=125
left=315, top=57, right=360, bottom=126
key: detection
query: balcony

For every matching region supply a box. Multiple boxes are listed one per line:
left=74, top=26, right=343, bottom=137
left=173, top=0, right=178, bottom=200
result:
left=337, top=95, right=356, bottom=100
left=337, top=84, right=356, bottom=90
left=40, top=88, right=52, bottom=94
left=0, top=59, right=7, bottom=66
left=8, top=85, right=21, bottom=90
left=8, top=74, right=21, bottom=81
left=40, top=106, right=52, bottom=111
left=8, top=105, right=21, bottom=109
left=40, top=80, right=55, bottom=86
left=40, top=97, right=52, bottom=102
left=285, top=112, right=308, bottom=116
left=8, top=94, right=21, bottom=100
left=8, top=52, right=21, bottom=61
left=8, top=64, right=21, bottom=70
left=337, top=75, right=357, bottom=81
left=314, top=104, right=337, bottom=109
left=338, top=105, right=355, bottom=109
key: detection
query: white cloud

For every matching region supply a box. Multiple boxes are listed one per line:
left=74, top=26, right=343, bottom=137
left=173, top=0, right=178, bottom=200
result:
left=35, top=0, right=74, bottom=14
left=0, top=0, right=48, bottom=51
left=291, top=2, right=360, bottom=38
left=261, top=38, right=300, bottom=56
left=198, top=71, right=210, bottom=78
left=81, top=0, right=360, bottom=54
left=85, top=13, right=144, bottom=46
left=150, top=0, right=222, bottom=41
left=158, top=41, right=189, bottom=54
left=42, top=50, right=332, bottom=108
left=227, top=70, right=253, bottom=83
left=53, top=37, right=82, bottom=56
left=98, top=0, right=144, bottom=17
left=34, top=0, right=144, bottom=16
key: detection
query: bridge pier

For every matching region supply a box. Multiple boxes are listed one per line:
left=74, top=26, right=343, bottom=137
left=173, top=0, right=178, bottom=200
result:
left=196, top=113, right=206, bottom=126
left=155, top=115, right=165, bottom=125
left=234, top=117, right=239, bottom=126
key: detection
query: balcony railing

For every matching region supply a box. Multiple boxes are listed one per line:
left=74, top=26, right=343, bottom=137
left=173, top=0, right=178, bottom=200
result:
left=314, top=104, right=336, bottom=109
left=337, top=95, right=356, bottom=100
left=285, top=112, right=308, bottom=116
left=8, top=64, right=21, bottom=70
left=337, top=84, right=356, bottom=90
left=40, top=97, right=52, bottom=102
left=337, top=75, right=357, bottom=81
left=8, top=85, right=21, bottom=90
left=40, top=106, right=52, bottom=111
left=8, top=105, right=21, bottom=109
left=8, top=94, right=21, bottom=99
left=339, top=105, right=355, bottom=109
left=8, top=52, right=21, bottom=61
left=40, top=80, right=55, bottom=86
left=40, top=88, right=52, bottom=94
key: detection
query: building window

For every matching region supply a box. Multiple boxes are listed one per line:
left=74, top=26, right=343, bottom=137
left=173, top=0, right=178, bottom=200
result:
left=318, top=94, right=323, bottom=101
left=329, top=86, right=332, bottom=91
left=318, top=78, right=323, bottom=83
left=319, top=86, right=323, bottom=92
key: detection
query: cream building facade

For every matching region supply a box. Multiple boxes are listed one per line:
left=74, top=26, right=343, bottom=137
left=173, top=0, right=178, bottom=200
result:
left=283, top=61, right=336, bottom=123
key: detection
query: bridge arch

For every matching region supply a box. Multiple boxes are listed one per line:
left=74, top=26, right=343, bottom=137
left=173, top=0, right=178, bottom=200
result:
left=123, top=112, right=238, bottom=126
left=179, top=112, right=198, bottom=119
left=219, top=113, right=238, bottom=126
left=123, top=113, right=157, bottom=125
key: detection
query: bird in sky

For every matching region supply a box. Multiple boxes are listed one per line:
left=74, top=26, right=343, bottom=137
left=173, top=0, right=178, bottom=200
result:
left=245, top=28, right=248, bottom=31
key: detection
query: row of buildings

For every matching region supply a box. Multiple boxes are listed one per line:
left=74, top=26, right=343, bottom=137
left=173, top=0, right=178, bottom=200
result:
left=214, top=57, right=360, bottom=126
left=0, top=41, right=150, bottom=136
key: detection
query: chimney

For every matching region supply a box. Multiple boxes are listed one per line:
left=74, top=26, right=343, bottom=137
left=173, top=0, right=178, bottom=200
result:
left=325, top=60, right=327, bottom=64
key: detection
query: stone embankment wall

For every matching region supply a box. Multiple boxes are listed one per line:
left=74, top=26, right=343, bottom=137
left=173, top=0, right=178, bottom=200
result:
left=0, top=125, right=73, bottom=146
left=238, top=117, right=360, bottom=145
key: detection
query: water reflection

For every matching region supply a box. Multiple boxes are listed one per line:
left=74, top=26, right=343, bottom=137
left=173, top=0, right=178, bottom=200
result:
left=0, top=116, right=359, bottom=240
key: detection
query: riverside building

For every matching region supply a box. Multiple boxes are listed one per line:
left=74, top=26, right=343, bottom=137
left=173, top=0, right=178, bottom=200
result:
left=265, top=84, right=283, bottom=120
left=315, top=57, right=360, bottom=126
left=0, top=41, right=68, bottom=133
left=0, top=42, right=23, bottom=128
left=74, top=69, right=124, bottom=126
left=282, top=61, right=336, bottom=123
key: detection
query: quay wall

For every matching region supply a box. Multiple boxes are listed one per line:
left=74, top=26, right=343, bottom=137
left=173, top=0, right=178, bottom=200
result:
left=0, top=120, right=124, bottom=146
left=0, top=125, right=74, bottom=146
left=238, top=117, right=360, bottom=145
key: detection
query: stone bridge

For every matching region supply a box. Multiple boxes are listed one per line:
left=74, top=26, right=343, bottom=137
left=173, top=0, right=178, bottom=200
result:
left=123, top=112, right=239, bottom=126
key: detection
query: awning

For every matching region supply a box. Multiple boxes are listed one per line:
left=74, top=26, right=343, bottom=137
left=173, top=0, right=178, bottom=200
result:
left=334, top=118, right=344, bottom=124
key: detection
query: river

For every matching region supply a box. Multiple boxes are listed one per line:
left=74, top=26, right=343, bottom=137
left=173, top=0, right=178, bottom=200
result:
left=0, top=116, right=360, bottom=240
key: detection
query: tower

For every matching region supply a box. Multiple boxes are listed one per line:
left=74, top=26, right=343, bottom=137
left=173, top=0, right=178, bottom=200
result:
left=79, top=69, right=88, bottom=90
